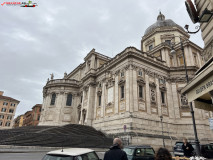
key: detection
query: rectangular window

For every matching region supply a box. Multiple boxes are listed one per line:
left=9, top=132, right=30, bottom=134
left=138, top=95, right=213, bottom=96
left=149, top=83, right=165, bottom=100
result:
left=3, top=102, right=8, bottom=106
left=9, top=109, right=14, bottom=113
left=161, top=91, right=165, bottom=104
left=98, top=95, right=101, bottom=106
left=66, top=94, right=72, bottom=106
left=0, top=121, right=2, bottom=126
left=37, top=115, right=40, bottom=121
left=165, top=40, right=171, bottom=45
left=81, top=96, right=83, bottom=103
left=0, top=115, right=4, bottom=119
left=138, top=71, right=143, bottom=76
left=7, top=115, right=12, bottom=120
left=1, top=108, right=6, bottom=112
left=139, top=85, right=143, bottom=98
left=121, top=86, right=125, bottom=99
left=121, top=72, right=124, bottom=77
left=149, top=45, right=153, bottom=51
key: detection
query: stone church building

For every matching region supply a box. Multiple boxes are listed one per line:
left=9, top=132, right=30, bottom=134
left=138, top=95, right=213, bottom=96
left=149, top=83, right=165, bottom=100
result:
left=39, top=12, right=213, bottom=148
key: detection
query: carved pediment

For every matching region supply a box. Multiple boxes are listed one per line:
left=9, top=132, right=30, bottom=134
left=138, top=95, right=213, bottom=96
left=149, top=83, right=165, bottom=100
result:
left=159, top=85, right=167, bottom=91
left=149, top=82, right=156, bottom=88
left=118, top=79, right=126, bottom=85
left=137, top=78, right=146, bottom=84
left=97, top=90, right=102, bottom=95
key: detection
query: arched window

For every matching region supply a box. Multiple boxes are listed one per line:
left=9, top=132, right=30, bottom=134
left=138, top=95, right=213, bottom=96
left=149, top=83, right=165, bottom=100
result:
left=50, top=93, right=56, bottom=105
left=82, top=109, right=86, bottom=124
left=66, top=94, right=72, bottom=106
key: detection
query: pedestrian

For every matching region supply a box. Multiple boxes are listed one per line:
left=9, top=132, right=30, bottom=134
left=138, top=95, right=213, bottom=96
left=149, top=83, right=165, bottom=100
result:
left=155, top=148, right=172, bottom=160
left=182, top=138, right=194, bottom=157
left=103, top=138, right=128, bottom=160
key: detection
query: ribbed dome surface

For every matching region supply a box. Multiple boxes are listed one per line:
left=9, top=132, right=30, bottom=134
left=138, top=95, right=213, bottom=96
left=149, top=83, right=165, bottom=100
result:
left=144, top=12, right=184, bottom=36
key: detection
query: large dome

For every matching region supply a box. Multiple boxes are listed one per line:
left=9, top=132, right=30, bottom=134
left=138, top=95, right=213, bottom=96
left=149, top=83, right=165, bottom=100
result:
left=144, top=12, right=185, bottom=36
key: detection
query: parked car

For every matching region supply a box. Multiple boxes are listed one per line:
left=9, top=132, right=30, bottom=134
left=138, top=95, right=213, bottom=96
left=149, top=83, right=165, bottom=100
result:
left=200, top=144, right=213, bottom=158
left=173, top=141, right=213, bottom=158
left=173, top=141, right=196, bottom=157
left=123, top=145, right=155, bottom=160
left=42, top=148, right=101, bottom=160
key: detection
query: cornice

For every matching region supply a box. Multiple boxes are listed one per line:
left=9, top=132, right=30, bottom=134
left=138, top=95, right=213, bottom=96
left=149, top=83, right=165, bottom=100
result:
left=96, top=48, right=169, bottom=77
left=142, top=27, right=190, bottom=41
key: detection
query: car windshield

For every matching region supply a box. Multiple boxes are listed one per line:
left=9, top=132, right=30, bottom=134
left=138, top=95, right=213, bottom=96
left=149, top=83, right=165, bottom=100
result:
left=42, top=154, right=73, bottom=160
left=175, top=142, right=183, bottom=146
left=75, top=152, right=99, bottom=160
left=135, top=148, right=155, bottom=156
left=123, top=148, right=135, bottom=156
left=145, top=148, right=155, bottom=156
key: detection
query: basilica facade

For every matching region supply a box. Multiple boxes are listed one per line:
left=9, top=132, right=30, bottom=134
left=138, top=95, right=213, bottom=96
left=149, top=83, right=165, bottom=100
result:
left=39, top=13, right=213, bottom=149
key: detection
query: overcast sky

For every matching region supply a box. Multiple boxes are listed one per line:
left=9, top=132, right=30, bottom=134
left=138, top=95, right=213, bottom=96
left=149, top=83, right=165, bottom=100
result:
left=0, top=0, right=203, bottom=117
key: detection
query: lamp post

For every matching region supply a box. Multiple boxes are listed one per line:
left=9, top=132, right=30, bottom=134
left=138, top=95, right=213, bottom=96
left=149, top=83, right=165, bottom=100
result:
left=170, top=36, right=201, bottom=156
left=160, top=115, right=165, bottom=148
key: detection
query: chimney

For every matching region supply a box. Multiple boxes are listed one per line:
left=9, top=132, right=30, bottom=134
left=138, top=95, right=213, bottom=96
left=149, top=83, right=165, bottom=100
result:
left=0, top=91, right=3, bottom=96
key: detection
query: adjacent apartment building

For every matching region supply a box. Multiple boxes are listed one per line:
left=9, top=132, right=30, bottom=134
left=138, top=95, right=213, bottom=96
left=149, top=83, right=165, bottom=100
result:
left=22, top=104, right=42, bottom=126
left=0, top=91, right=20, bottom=129
left=13, top=115, right=24, bottom=128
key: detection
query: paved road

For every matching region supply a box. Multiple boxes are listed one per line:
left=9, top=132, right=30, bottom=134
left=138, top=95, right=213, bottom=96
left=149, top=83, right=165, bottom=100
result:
left=0, top=152, right=105, bottom=160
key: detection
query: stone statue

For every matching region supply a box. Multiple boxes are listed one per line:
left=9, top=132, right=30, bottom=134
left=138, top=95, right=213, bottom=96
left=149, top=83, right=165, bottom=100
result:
left=64, top=72, right=67, bottom=78
left=50, top=73, right=54, bottom=80
left=47, top=78, right=49, bottom=82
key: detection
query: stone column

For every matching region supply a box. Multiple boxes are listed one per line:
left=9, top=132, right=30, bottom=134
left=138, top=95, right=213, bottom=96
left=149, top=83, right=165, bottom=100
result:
left=156, top=78, right=161, bottom=115
left=59, top=92, right=66, bottom=125
left=166, top=82, right=175, bottom=119
left=185, top=46, right=193, bottom=66
left=94, top=86, right=98, bottom=119
left=85, top=85, right=96, bottom=126
left=114, top=75, right=119, bottom=114
left=133, top=70, right=138, bottom=112
left=171, top=83, right=180, bottom=119
left=55, top=92, right=62, bottom=125
left=145, top=74, right=151, bottom=114
left=102, top=82, right=106, bottom=117
left=129, top=68, right=134, bottom=112
left=126, top=69, right=130, bottom=112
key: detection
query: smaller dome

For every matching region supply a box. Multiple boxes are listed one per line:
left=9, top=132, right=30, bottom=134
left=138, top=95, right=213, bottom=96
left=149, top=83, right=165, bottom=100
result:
left=144, top=12, right=185, bottom=36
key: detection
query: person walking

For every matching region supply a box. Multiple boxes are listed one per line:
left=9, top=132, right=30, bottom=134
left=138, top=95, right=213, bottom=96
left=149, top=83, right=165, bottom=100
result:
left=103, top=138, right=128, bottom=160
left=155, top=148, right=172, bottom=160
left=182, top=138, right=194, bottom=158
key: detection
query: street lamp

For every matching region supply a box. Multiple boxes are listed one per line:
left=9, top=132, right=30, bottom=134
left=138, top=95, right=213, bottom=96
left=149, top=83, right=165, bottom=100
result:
left=160, top=115, right=165, bottom=148
left=170, top=36, right=201, bottom=156
left=199, top=8, right=213, bottom=23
